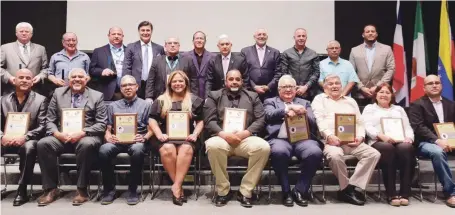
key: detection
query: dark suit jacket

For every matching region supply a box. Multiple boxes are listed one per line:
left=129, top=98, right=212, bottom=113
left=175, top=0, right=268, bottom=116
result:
left=122, top=41, right=165, bottom=88
left=0, top=91, right=48, bottom=141
left=263, top=96, right=319, bottom=141
left=145, top=55, right=198, bottom=100
left=203, top=89, right=264, bottom=137
left=205, top=52, right=249, bottom=94
left=182, top=50, right=215, bottom=98
left=240, top=45, right=281, bottom=99
left=89, top=44, right=126, bottom=100
left=409, top=95, right=455, bottom=144
left=46, top=86, right=107, bottom=137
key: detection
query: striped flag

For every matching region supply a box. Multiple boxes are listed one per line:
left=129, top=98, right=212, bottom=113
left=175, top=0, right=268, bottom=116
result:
left=392, top=0, right=409, bottom=106
left=410, top=1, right=428, bottom=102
left=438, top=0, right=454, bottom=101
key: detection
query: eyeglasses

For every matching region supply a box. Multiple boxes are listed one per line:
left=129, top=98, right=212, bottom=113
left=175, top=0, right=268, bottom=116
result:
left=63, top=39, right=77, bottom=43
left=424, top=81, right=441, bottom=86
left=279, top=85, right=296, bottom=90
left=121, top=83, right=136, bottom=88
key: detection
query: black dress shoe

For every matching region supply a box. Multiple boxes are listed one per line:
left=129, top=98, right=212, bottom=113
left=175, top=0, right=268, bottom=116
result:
left=215, top=191, right=232, bottom=207
left=282, top=192, right=294, bottom=207
left=172, top=195, right=184, bottom=206
left=338, top=187, right=365, bottom=206
left=13, top=193, right=29, bottom=206
left=292, top=188, right=308, bottom=207
left=236, top=191, right=252, bottom=208
left=180, top=194, right=187, bottom=203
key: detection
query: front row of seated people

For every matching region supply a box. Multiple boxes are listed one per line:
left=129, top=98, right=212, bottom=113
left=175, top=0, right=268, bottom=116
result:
left=1, top=68, right=455, bottom=208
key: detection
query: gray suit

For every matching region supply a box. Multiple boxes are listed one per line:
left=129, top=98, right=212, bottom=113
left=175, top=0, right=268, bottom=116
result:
left=1, top=91, right=48, bottom=186
left=241, top=45, right=281, bottom=100
left=1, top=42, right=48, bottom=95
left=37, top=86, right=107, bottom=189
left=145, top=55, right=199, bottom=100
left=349, top=42, right=395, bottom=100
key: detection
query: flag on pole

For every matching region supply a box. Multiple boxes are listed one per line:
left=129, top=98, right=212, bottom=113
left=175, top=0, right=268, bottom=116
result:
left=410, top=1, right=428, bottom=102
left=438, top=0, right=454, bottom=101
left=392, top=0, right=409, bottom=106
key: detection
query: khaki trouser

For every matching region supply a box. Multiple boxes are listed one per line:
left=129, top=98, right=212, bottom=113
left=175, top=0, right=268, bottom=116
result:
left=323, top=143, right=381, bottom=190
left=205, top=136, right=270, bottom=198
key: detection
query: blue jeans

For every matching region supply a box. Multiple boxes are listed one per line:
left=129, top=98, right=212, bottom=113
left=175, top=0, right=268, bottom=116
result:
left=418, top=142, right=455, bottom=196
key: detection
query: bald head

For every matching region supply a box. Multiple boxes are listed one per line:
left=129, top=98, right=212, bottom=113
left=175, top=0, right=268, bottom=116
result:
left=62, top=32, right=77, bottom=41
left=424, top=74, right=440, bottom=83
left=108, top=27, right=124, bottom=47
left=15, top=68, right=33, bottom=78
left=254, top=28, right=268, bottom=47
left=15, top=69, right=33, bottom=92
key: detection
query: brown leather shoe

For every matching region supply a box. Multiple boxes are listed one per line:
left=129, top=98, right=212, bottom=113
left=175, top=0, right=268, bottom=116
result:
left=37, top=189, right=60, bottom=206
left=72, top=188, right=89, bottom=206
left=446, top=196, right=455, bottom=208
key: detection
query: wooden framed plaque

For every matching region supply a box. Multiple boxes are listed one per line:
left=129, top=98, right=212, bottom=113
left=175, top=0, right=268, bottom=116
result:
left=381, top=117, right=405, bottom=142
left=4, top=112, right=30, bottom=137
left=335, top=113, right=356, bottom=144
left=61, top=108, right=84, bottom=133
left=222, top=108, right=247, bottom=133
left=285, top=114, right=310, bottom=143
left=167, top=111, right=190, bottom=140
left=114, top=113, right=137, bottom=143
left=433, top=123, right=455, bottom=148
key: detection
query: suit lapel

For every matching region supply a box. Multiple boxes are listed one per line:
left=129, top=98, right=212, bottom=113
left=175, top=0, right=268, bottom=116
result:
left=216, top=55, right=224, bottom=78
left=22, top=92, right=35, bottom=112
left=251, top=46, right=261, bottom=67
left=190, top=51, right=201, bottom=73
left=200, top=51, right=211, bottom=73
left=62, top=87, right=73, bottom=108
left=14, top=43, right=27, bottom=66
left=79, top=89, right=89, bottom=109
left=442, top=98, right=452, bottom=123
left=262, top=46, right=271, bottom=67
left=151, top=43, right=162, bottom=57
left=136, top=42, right=143, bottom=63
left=8, top=94, right=18, bottom=112
left=371, top=43, right=382, bottom=76
left=228, top=53, right=235, bottom=71
left=423, top=97, right=439, bottom=122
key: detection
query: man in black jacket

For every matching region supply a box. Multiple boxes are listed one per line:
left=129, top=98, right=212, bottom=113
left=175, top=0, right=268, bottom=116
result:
left=409, top=74, right=455, bottom=208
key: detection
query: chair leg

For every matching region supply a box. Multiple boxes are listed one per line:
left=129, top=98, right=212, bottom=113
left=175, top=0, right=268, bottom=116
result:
left=197, top=152, right=201, bottom=201
left=192, top=156, right=197, bottom=200
left=141, top=168, right=146, bottom=201
left=211, top=174, right=216, bottom=203
left=267, top=167, right=272, bottom=203
left=150, top=155, right=156, bottom=200
left=2, top=157, right=8, bottom=194
left=417, top=159, right=423, bottom=202
left=433, top=173, right=438, bottom=203
left=309, top=184, right=314, bottom=201
left=322, top=159, right=326, bottom=203
left=149, top=153, right=153, bottom=199
left=377, top=168, right=381, bottom=201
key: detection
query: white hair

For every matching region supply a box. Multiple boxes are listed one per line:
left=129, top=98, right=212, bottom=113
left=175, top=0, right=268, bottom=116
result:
left=121, top=75, right=136, bottom=84
left=68, top=68, right=87, bottom=77
left=16, top=22, right=33, bottom=33
left=218, top=34, right=230, bottom=43
left=278, top=75, right=296, bottom=87
left=323, top=74, right=341, bottom=85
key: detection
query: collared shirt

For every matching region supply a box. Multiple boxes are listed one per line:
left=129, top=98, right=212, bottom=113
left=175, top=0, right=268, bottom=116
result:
left=109, top=43, right=125, bottom=87
left=362, top=103, right=414, bottom=145
left=107, top=96, right=152, bottom=135
left=319, top=57, right=360, bottom=89
left=12, top=92, right=30, bottom=112
left=222, top=52, right=232, bottom=78
left=281, top=46, right=320, bottom=88
left=277, top=101, right=292, bottom=138
left=17, top=41, right=31, bottom=63
left=256, top=44, right=266, bottom=66
left=364, top=42, right=376, bottom=72
left=194, top=49, right=204, bottom=67
left=311, top=93, right=365, bottom=140
left=430, top=97, right=444, bottom=123
left=141, top=40, right=153, bottom=72
left=48, top=49, right=90, bottom=81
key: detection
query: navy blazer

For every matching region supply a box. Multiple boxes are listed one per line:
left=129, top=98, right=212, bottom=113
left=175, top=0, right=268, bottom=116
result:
left=182, top=50, right=215, bottom=98
left=89, top=44, right=126, bottom=100
left=264, top=96, right=320, bottom=141
left=122, top=41, right=165, bottom=88
left=240, top=45, right=282, bottom=99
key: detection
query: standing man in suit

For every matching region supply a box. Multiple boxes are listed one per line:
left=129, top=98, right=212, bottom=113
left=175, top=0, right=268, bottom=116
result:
left=47, top=32, right=90, bottom=87
left=36, top=68, right=107, bottom=206
left=89, top=27, right=126, bottom=101
left=281, top=28, right=320, bottom=102
left=409, top=74, right=455, bottom=208
left=145, top=37, right=198, bottom=101
left=122, top=21, right=165, bottom=99
left=206, top=35, right=249, bottom=94
left=1, top=69, right=48, bottom=206
left=241, top=28, right=281, bottom=101
left=349, top=24, right=395, bottom=108
left=264, top=75, right=322, bottom=207
left=183, top=31, right=215, bottom=99
left=1, top=22, right=48, bottom=96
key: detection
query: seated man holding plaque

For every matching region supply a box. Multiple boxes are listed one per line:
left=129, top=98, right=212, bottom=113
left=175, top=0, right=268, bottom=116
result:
left=264, top=75, right=322, bottom=207
left=311, top=74, right=380, bottom=206
left=362, top=83, right=414, bottom=207
left=99, top=75, right=153, bottom=205
left=36, top=68, right=107, bottom=206
left=149, top=70, right=204, bottom=206
left=409, top=74, right=455, bottom=208
left=0, top=69, right=48, bottom=206
left=204, top=69, right=270, bottom=208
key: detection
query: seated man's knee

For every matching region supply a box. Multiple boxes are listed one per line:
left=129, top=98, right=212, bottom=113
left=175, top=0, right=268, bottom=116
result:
left=98, top=143, right=116, bottom=159
left=129, top=143, right=145, bottom=157
left=271, top=144, right=291, bottom=158
left=307, top=145, right=323, bottom=160
left=159, top=144, right=176, bottom=158
left=205, top=137, right=227, bottom=153
left=325, top=150, right=344, bottom=162
left=76, top=138, right=98, bottom=152
left=21, top=140, right=37, bottom=155
left=36, top=136, right=54, bottom=152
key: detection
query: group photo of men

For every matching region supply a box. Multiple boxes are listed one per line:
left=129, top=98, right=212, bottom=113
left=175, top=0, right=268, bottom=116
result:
left=1, top=0, right=455, bottom=213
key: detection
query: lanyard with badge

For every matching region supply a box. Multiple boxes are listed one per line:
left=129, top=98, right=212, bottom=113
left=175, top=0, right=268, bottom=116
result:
left=166, top=56, right=179, bottom=83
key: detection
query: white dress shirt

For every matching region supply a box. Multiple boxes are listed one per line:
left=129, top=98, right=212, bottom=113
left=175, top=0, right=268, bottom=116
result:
left=430, top=97, right=444, bottom=123
left=256, top=44, right=266, bottom=66
left=277, top=102, right=292, bottom=138
left=17, top=41, right=31, bottom=63
left=140, top=40, right=153, bottom=72
left=362, top=103, right=414, bottom=145
left=222, top=52, right=231, bottom=78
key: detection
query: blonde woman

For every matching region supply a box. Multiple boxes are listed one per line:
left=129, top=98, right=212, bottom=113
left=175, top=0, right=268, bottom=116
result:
left=149, top=70, right=204, bottom=206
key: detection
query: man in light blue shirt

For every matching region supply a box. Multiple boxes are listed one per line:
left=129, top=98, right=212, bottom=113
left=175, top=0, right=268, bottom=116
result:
left=48, top=32, right=90, bottom=87
left=319, top=40, right=359, bottom=96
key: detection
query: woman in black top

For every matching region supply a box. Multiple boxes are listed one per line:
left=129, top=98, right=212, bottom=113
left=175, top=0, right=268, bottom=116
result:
left=149, top=70, right=204, bottom=205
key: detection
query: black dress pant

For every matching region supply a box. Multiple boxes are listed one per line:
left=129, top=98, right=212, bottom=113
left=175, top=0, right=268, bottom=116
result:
left=372, top=141, right=414, bottom=198
left=37, top=136, right=101, bottom=190
left=1, top=140, right=37, bottom=186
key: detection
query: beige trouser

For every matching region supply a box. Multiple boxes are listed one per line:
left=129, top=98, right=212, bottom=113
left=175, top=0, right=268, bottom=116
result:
left=205, top=136, right=270, bottom=198
left=323, top=143, right=381, bottom=190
